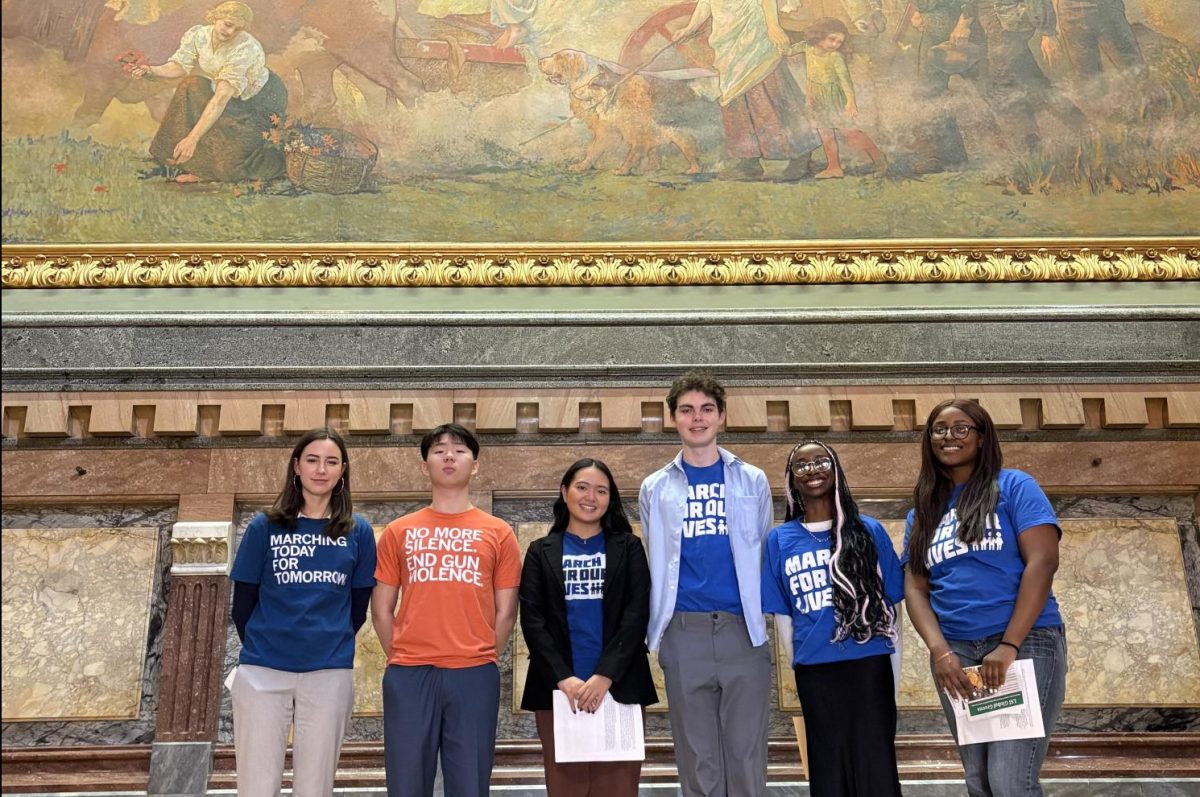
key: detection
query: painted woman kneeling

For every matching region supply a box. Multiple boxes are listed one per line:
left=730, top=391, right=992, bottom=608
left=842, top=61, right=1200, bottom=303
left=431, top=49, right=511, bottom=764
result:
left=131, top=1, right=286, bottom=183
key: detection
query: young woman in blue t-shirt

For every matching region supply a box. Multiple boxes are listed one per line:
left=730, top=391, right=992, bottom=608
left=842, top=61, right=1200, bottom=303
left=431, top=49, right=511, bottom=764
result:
left=228, top=427, right=377, bottom=797
left=904, top=399, right=1067, bottom=797
left=761, top=441, right=904, bottom=797
left=519, top=458, right=658, bottom=796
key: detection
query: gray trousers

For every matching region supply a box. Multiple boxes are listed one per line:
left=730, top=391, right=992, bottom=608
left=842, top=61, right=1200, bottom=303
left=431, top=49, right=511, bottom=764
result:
left=659, top=612, right=771, bottom=797
left=231, top=664, right=354, bottom=797
left=382, top=663, right=500, bottom=797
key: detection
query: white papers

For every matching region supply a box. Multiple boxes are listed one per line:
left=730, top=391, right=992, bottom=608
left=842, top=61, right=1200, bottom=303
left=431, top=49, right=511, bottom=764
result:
left=552, top=690, right=645, bottom=762
left=223, top=665, right=238, bottom=691
left=951, top=659, right=1045, bottom=746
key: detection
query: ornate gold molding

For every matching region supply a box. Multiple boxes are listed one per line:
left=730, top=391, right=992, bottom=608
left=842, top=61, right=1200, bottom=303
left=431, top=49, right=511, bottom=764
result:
left=3, top=239, right=1198, bottom=287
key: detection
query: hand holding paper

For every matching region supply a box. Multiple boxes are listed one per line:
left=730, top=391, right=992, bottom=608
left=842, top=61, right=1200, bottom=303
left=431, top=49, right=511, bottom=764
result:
left=951, top=659, right=1045, bottom=746
left=552, top=690, right=645, bottom=762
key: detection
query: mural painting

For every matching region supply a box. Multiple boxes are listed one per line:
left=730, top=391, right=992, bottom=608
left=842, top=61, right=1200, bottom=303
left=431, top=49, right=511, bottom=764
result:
left=1, top=0, right=1198, bottom=250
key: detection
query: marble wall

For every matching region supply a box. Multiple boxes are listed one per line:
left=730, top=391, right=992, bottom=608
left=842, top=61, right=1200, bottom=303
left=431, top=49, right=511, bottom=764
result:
left=0, top=505, right=175, bottom=746
left=4, top=490, right=1196, bottom=750
left=771, top=517, right=1200, bottom=713
left=2, top=527, right=159, bottom=722
left=276, top=492, right=1194, bottom=742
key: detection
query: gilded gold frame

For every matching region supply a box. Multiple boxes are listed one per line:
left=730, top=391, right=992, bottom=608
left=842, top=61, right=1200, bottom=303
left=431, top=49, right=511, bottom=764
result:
left=2, top=237, right=1197, bottom=288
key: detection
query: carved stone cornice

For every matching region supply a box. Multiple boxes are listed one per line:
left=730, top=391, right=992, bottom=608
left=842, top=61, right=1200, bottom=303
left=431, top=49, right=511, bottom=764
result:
left=3, top=384, right=1198, bottom=441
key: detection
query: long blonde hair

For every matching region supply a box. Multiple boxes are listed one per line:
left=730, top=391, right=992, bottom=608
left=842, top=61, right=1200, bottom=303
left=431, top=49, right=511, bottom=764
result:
left=205, top=1, right=253, bottom=27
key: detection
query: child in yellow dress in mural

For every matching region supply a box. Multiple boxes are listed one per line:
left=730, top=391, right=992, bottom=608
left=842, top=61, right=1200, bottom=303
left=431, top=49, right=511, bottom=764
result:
left=794, top=18, right=887, bottom=178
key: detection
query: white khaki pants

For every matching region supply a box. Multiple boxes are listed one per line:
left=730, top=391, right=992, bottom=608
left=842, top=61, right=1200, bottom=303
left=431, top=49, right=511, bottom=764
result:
left=231, top=664, right=355, bottom=797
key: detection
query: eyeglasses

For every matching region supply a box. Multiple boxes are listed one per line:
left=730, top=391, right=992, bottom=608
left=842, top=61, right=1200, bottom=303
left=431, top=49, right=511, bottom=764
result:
left=929, top=424, right=979, bottom=440
left=791, top=457, right=833, bottom=477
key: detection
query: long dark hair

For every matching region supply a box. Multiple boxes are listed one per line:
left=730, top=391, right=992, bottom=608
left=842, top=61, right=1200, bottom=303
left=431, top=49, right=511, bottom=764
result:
left=549, top=458, right=634, bottom=537
left=784, top=440, right=896, bottom=645
left=907, top=399, right=1002, bottom=577
left=266, top=427, right=355, bottom=540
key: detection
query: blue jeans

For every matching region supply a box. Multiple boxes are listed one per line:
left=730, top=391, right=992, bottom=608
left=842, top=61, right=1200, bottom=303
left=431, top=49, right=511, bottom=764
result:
left=935, top=625, right=1068, bottom=797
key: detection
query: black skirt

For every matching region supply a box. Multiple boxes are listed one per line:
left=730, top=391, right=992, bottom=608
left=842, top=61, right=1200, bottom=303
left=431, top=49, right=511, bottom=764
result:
left=149, top=71, right=287, bottom=182
left=793, top=653, right=903, bottom=797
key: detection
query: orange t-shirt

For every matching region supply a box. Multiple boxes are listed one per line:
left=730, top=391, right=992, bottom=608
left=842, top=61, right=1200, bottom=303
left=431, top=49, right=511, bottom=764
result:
left=375, top=506, right=522, bottom=668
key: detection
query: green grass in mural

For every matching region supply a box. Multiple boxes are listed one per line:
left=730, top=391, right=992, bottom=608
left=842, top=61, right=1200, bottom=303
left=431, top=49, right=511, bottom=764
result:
left=3, top=134, right=1199, bottom=244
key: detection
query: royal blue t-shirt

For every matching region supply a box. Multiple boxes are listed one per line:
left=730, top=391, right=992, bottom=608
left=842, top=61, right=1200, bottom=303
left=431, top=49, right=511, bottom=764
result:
left=761, top=515, right=904, bottom=665
left=563, top=531, right=606, bottom=679
left=231, top=513, right=377, bottom=672
left=674, top=460, right=743, bottom=614
left=902, top=469, right=1062, bottom=640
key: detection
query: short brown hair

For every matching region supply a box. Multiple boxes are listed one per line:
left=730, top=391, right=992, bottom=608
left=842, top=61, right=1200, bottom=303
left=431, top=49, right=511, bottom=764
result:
left=666, top=370, right=726, bottom=415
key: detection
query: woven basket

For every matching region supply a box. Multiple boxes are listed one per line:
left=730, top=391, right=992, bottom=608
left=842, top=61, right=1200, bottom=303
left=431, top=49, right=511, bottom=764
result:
left=284, top=129, right=378, bottom=194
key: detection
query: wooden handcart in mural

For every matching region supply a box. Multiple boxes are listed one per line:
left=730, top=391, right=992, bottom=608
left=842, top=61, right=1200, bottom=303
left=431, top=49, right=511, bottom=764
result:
left=390, top=1, right=717, bottom=100
left=1, top=0, right=722, bottom=123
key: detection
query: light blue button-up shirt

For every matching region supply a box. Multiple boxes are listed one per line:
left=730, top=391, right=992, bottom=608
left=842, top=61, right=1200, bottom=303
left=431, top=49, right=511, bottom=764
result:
left=639, top=447, right=774, bottom=651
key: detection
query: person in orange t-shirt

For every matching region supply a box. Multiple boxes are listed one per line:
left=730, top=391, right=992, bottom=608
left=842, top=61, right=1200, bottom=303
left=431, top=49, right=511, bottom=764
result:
left=371, top=423, right=522, bottom=797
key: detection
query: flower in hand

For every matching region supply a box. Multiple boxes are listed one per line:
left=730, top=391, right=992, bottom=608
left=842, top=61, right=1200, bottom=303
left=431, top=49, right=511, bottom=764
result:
left=117, top=49, right=148, bottom=76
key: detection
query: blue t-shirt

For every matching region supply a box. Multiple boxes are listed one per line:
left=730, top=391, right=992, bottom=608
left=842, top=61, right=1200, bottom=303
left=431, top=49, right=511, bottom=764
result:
left=674, top=460, right=743, bottom=614
left=761, top=515, right=904, bottom=665
left=563, top=531, right=606, bottom=680
left=902, top=468, right=1062, bottom=640
left=231, top=513, right=377, bottom=672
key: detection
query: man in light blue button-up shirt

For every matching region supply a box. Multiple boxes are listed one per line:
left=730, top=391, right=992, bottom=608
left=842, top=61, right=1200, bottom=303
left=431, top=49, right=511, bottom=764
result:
left=639, top=371, right=774, bottom=797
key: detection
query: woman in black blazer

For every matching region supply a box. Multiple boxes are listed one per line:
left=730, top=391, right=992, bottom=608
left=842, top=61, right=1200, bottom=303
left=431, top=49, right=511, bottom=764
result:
left=520, top=458, right=658, bottom=796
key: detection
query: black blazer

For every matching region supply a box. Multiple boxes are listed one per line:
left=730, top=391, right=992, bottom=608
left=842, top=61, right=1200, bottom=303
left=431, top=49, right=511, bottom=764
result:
left=519, top=529, right=658, bottom=711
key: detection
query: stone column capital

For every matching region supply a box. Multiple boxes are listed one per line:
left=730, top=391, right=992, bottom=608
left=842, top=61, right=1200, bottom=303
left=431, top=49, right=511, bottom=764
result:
left=169, top=520, right=235, bottom=575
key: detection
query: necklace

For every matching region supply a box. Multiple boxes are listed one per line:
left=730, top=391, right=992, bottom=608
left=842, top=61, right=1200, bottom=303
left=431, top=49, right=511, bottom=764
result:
left=799, top=519, right=833, bottom=541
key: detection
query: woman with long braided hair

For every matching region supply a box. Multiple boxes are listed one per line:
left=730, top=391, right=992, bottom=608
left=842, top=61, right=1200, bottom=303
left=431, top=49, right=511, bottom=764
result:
left=761, top=440, right=903, bottom=797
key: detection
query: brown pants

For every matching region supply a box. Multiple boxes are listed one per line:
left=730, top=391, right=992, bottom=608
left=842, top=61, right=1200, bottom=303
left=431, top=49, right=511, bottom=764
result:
left=534, top=709, right=642, bottom=797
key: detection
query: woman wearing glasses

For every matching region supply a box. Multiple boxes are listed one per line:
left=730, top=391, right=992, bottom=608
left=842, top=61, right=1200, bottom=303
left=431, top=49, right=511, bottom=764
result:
left=761, top=441, right=904, bottom=797
left=904, top=399, right=1066, bottom=797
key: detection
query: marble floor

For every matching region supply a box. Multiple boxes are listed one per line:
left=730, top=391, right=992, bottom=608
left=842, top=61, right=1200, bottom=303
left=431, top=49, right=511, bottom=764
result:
left=344, top=783, right=1200, bottom=797
left=495, top=782, right=1199, bottom=797
left=16, top=782, right=1200, bottom=797
left=315, top=783, right=1200, bottom=797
